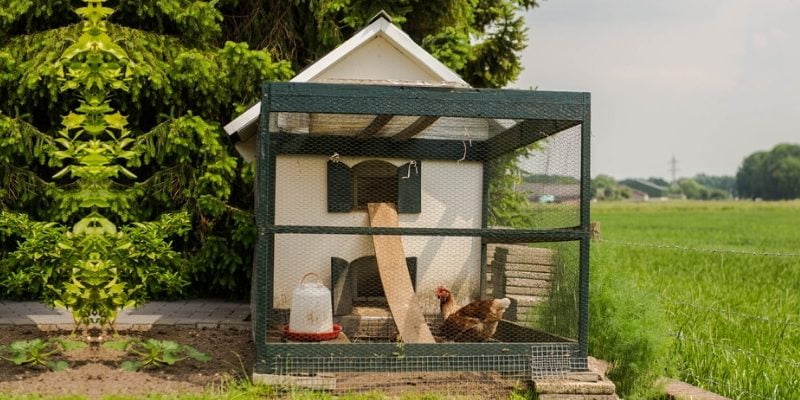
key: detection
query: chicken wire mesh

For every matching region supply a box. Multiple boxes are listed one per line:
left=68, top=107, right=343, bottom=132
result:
left=251, top=82, right=590, bottom=392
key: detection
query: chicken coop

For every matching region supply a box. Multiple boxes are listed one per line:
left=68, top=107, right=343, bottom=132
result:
left=225, top=13, right=591, bottom=394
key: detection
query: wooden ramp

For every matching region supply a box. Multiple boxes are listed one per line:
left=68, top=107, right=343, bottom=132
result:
left=367, top=203, right=435, bottom=343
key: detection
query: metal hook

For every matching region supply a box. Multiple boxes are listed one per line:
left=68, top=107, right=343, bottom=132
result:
left=401, top=160, right=418, bottom=179
left=457, top=127, right=473, bottom=164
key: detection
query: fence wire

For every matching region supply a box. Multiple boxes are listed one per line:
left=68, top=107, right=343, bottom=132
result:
left=602, top=238, right=799, bottom=399
left=596, top=238, right=800, bottom=258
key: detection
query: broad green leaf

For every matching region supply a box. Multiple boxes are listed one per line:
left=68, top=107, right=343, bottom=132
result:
left=161, top=352, right=180, bottom=365
left=120, top=360, right=141, bottom=372
left=183, top=345, right=211, bottom=362
left=47, top=360, right=70, bottom=372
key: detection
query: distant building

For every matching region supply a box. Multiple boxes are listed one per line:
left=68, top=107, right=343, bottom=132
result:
left=518, top=182, right=581, bottom=203
left=619, top=179, right=668, bottom=198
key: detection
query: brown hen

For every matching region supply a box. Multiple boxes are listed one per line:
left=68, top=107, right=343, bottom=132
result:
left=435, top=286, right=511, bottom=342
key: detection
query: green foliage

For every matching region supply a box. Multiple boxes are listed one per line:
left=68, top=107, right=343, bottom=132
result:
left=103, top=338, right=210, bottom=371
left=589, top=245, right=672, bottom=398
left=487, top=145, right=540, bottom=228
left=0, top=0, right=290, bottom=300
left=692, top=174, right=735, bottom=195
left=591, top=174, right=630, bottom=201
left=0, top=210, right=189, bottom=327
left=0, top=338, right=87, bottom=371
left=675, top=178, right=729, bottom=200
left=217, top=0, right=537, bottom=88
left=737, top=143, right=800, bottom=200
left=3, top=0, right=541, bottom=299
left=593, top=200, right=800, bottom=398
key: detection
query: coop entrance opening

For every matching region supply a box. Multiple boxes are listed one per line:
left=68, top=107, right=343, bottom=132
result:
left=331, top=256, right=417, bottom=315
left=353, top=160, right=397, bottom=209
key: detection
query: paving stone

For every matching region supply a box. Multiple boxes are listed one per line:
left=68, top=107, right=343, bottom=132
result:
left=130, top=324, right=153, bottom=332
left=537, top=395, right=618, bottom=400
left=535, top=379, right=616, bottom=395
left=57, top=323, right=75, bottom=331
left=1, top=300, right=255, bottom=331
left=117, top=314, right=161, bottom=325
left=10, top=317, right=35, bottom=326
left=37, top=324, right=60, bottom=332
left=153, top=317, right=180, bottom=325
left=115, top=323, right=132, bottom=331
left=27, top=314, right=73, bottom=325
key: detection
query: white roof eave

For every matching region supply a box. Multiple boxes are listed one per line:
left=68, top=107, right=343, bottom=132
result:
left=223, top=14, right=470, bottom=139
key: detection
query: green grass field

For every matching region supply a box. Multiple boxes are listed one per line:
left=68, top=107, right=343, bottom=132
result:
left=591, top=200, right=800, bottom=399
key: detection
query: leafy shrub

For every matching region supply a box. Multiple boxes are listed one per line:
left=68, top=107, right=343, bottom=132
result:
left=0, top=338, right=86, bottom=371
left=588, top=246, right=673, bottom=398
left=103, top=338, right=210, bottom=371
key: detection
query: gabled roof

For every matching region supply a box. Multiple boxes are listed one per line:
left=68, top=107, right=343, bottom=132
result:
left=223, top=12, right=469, bottom=140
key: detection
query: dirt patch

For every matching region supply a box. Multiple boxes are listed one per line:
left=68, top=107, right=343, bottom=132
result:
left=0, top=326, right=254, bottom=399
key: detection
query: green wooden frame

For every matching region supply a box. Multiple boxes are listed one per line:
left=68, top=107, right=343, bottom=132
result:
left=254, top=82, right=591, bottom=375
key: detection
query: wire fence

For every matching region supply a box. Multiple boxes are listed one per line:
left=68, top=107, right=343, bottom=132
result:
left=596, top=238, right=800, bottom=400
left=596, top=238, right=800, bottom=258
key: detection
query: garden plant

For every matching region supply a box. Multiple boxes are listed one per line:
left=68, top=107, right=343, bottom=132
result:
left=0, top=338, right=87, bottom=371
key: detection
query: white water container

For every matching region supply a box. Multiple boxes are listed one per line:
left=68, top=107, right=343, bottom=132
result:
left=288, top=272, right=333, bottom=334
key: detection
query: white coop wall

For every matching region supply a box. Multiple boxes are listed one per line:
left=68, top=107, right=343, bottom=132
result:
left=272, top=155, right=483, bottom=314
left=314, top=37, right=440, bottom=82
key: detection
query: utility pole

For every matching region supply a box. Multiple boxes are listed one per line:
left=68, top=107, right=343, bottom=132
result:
left=669, top=155, right=679, bottom=184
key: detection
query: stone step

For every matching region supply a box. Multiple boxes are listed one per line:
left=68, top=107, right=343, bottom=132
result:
left=508, top=295, right=549, bottom=307
left=504, top=278, right=551, bottom=288
left=492, top=252, right=555, bottom=265
left=504, top=286, right=551, bottom=296
left=490, top=261, right=553, bottom=273
left=505, top=271, right=553, bottom=280
left=488, top=244, right=555, bottom=257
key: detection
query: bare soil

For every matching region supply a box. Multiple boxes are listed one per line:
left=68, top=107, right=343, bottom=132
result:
left=0, top=326, right=254, bottom=399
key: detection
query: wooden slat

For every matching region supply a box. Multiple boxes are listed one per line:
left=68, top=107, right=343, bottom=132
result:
left=391, top=116, right=440, bottom=141
left=367, top=203, right=436, bottom=344
left=356, top=114, right=394, bottom=138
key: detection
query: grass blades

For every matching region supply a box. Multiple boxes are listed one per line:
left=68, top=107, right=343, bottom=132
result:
left=592, top=200, right=800, bottom=399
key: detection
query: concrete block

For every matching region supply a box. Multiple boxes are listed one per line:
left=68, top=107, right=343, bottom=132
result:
left=505, top=271, right=553, bottom=280
left=56, top=323, right=75, bottom=331
left=535, top=379, right=616, bottom=395
left=37, top=324, right=60, bottom=332
left=130, top=324, right=153, bottom=332
left=494, top=262, right=553, bottom=273
left=504, top=278, right=551, bottom=288
left=538, top=394, right=619, bottom=400
left=504, top=286, right=551, bottom=296
left=253, top=373, right=336, bottom=391
left=508, top=295, right=549, bottom=307
left=114, top=323, right=132, bottom=331
left=10, top=317, right=35, bottom=326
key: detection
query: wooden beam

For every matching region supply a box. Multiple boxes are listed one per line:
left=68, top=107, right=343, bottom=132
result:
left=391, top=116, right=439, bottom=141
left=264, top=82, right=590, bottom=120
left=272, top=133, right=487, bottom=161
left=486, top=119, right=582, bottom=159
left=356, top=114, right=394, bottom=138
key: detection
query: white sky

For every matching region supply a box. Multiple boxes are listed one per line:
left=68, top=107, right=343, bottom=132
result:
left=513, top=0, right=800, bottom=180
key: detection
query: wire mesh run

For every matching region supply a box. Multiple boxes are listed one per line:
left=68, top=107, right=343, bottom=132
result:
left=252, top=82, right=591, bottom=390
